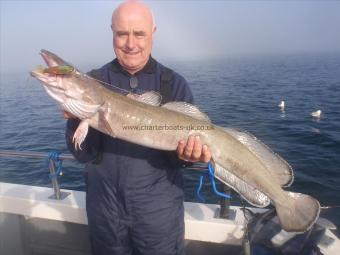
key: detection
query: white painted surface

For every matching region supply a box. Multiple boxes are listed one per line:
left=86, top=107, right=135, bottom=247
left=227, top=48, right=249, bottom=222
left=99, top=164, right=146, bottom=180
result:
left=184, top=202, right=244, bottom=244
left=319, top=229, right=340, bottom=255
left=0, top=182, right=245, bottom=244
left=0, top=182, right=87, bottom=224
left=1, top=181, right=339, bottom=253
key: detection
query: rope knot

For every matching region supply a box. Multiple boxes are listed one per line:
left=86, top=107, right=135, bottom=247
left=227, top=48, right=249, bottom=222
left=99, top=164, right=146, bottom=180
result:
left=46, top=151, right=63, bottom=179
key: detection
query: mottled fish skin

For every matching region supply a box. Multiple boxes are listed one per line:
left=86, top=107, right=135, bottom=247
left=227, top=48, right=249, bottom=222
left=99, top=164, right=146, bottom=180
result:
left=30, top=50, right=320, bottom=233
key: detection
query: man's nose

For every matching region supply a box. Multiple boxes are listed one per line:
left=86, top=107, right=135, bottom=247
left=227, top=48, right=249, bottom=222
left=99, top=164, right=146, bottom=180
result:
left=126, top=34, right=136, bottom=49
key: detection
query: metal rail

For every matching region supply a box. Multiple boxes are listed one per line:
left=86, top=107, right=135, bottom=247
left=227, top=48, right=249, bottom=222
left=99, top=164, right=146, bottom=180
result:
left=0, top=149, right=72, bottom=200
left=0, top=149, right=209, bottom=171
left=0, top=150, right=74, bottom=160
left=0, top=149, right=231, bottom=218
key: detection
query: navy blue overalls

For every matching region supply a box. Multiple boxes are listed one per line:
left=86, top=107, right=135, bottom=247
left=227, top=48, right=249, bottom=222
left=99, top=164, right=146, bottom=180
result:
left=66, top=57, right=193, bottom=255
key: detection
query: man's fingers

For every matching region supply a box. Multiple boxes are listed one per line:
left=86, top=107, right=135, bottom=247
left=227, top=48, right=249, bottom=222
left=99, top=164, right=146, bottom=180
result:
left=191, top=136, right=202, bottom=161
left=201, top=145, right=212, bottom=163
left=177, top=135, right=212, bottom=163
left=183, top=136, right=195, bottom=158
left=176, top=140, right=186, bottom=157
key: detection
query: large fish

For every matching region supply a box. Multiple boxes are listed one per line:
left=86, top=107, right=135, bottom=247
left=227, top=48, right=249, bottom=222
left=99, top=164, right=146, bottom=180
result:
left=31, top=49, right=320, bottom=232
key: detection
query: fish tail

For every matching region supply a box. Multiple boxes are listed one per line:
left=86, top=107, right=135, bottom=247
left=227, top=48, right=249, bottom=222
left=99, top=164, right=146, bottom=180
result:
left=276, top=191, right=320, bottom=233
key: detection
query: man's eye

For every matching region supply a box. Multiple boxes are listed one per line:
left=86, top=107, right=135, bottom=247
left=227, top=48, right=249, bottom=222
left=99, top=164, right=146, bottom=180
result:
left=134, top=32, right=146, bottom=38
left=116, top=32, right=128, bottom=37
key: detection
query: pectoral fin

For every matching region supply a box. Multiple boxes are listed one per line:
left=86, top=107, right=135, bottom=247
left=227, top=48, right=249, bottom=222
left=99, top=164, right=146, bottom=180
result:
left=98, top=104, right=116, bottom=138
left=73, top=120, right=89, bottom=150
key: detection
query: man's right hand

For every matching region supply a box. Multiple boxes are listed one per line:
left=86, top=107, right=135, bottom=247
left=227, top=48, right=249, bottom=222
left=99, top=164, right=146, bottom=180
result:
left=62, top=111, right=77, bottom=119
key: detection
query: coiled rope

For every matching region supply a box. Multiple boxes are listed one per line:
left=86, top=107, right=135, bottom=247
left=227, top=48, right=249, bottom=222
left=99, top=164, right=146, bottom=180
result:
left=196, top=161, right=232, bottom=202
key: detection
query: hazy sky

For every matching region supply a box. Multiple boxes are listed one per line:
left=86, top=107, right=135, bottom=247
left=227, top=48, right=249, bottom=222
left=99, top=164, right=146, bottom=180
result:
left=1, top=0, right=340, bottom=73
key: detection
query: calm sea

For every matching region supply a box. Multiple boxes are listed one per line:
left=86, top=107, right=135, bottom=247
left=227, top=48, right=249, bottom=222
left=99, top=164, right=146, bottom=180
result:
left=1, top=53, right=340, bottom=229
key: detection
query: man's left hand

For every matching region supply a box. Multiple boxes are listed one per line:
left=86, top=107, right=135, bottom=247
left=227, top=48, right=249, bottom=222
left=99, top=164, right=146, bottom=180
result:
left=176, top=135, right=212, bottom=163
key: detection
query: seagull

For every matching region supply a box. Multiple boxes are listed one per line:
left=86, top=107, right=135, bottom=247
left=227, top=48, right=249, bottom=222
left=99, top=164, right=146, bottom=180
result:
left=278, top=100, right=285, bottom=110
left=311, top=110, right=322, bottom=118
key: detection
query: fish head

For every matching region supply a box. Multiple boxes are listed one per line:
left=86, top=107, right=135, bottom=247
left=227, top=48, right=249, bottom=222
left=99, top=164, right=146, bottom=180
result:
left=30, top=50, right=104, bottom=119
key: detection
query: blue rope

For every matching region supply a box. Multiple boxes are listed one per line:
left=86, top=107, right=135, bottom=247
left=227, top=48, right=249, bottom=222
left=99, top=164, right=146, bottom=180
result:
left=196, top=161, right=232, bottom=202
left=196, top=174, right=207, bottom=202
left=46, top=151, right=63, bottom=179
left=208, top=162, right=232, bottom=199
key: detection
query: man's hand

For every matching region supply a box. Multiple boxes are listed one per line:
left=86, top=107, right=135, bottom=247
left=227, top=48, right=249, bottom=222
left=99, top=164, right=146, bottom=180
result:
left=176, top=136, right=211, bottom=163
left=62, top=110, right=77, bottom=119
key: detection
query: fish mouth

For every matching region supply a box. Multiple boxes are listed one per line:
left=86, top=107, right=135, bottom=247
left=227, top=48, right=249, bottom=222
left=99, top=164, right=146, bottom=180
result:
left=30, top=49, right=70, bottom=87
left=40, top=49, right=69, bottom=67
left=30, top=65, right=47, bottom=79
left=30, top=65, right=66, bottom=104
left=30, top=65, right=48, bottom=81
left=30, top=65, right=61, bottom=91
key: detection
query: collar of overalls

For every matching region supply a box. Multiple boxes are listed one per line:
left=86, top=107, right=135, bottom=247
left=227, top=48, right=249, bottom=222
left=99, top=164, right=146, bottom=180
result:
left=111, top=56, right=157, bottom=76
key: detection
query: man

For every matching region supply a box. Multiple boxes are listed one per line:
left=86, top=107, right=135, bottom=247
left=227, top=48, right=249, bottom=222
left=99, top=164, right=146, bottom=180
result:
left=65, top=1, right=211, bottom=254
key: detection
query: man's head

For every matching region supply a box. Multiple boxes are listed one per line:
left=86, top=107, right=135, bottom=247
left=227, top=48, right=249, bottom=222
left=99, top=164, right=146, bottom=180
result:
left=111, top=1, right=156, bottom=74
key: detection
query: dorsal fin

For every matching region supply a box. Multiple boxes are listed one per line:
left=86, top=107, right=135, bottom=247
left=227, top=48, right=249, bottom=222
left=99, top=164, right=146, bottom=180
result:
left=127, top=91, right=162, bottom=106
left=223, top=128, right=294, bottom=187
left=162, top=102, right=211, bottom=122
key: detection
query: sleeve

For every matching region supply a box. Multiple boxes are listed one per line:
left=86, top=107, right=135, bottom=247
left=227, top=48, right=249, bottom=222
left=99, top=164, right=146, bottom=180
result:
left=171, top=72, right=194, bottom=103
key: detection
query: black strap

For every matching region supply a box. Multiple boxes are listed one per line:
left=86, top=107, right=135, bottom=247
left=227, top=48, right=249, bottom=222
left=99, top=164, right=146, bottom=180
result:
left=160, top=67, right=173, bottom=104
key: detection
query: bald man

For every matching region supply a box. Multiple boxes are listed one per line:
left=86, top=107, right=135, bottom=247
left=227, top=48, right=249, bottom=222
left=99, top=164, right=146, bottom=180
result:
left=65, top=1, right=210, bottom=254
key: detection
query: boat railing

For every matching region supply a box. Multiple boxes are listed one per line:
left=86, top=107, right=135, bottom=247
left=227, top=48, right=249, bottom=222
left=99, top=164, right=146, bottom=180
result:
left=0, top=149, right=74, bottom=200
left=0, top=149, right=232, bottom=219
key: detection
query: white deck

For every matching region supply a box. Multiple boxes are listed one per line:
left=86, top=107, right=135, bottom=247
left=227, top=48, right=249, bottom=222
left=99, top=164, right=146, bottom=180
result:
left=0, top=182, right=245, bottom=245
left=1, top=182, right=339, bottom=255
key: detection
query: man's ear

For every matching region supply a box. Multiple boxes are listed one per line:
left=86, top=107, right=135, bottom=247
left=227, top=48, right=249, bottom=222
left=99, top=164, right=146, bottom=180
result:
left=153, top=26, right=157, bottom=34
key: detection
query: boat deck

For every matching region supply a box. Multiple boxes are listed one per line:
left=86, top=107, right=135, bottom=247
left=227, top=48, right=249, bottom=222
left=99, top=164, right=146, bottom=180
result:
left=0, top=182, right=244, bottom=255
left=1, top=182, right=339, bottom=255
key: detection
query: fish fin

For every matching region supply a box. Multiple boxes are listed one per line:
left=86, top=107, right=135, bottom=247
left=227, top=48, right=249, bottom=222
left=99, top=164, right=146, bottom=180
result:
left=162, top=102, right=211, bottom=122
left=72, top=120, right=89, bottom=150
left=98, top=104, right=116, bottom=137
left=63, top=99, right=101, bottom=120
left=127, top=91, right=162, bottom=106
left=276, top=192, right=320, bottom=232
left=212, top=161, right=271, bottom=207
left=223, top=128, right=294, bottom=187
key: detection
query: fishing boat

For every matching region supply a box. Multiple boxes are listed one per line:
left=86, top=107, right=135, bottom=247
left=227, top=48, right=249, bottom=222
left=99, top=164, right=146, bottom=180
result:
left=0, top=150, right=339, bottom=255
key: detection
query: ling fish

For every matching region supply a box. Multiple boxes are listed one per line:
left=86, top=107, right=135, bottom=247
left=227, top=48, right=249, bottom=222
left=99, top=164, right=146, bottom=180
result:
left=31, top=49, right=320, bottom=233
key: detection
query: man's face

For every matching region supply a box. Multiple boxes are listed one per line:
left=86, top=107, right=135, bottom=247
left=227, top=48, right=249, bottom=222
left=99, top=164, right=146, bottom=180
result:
left=112, top=8, right=155, bottom=74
